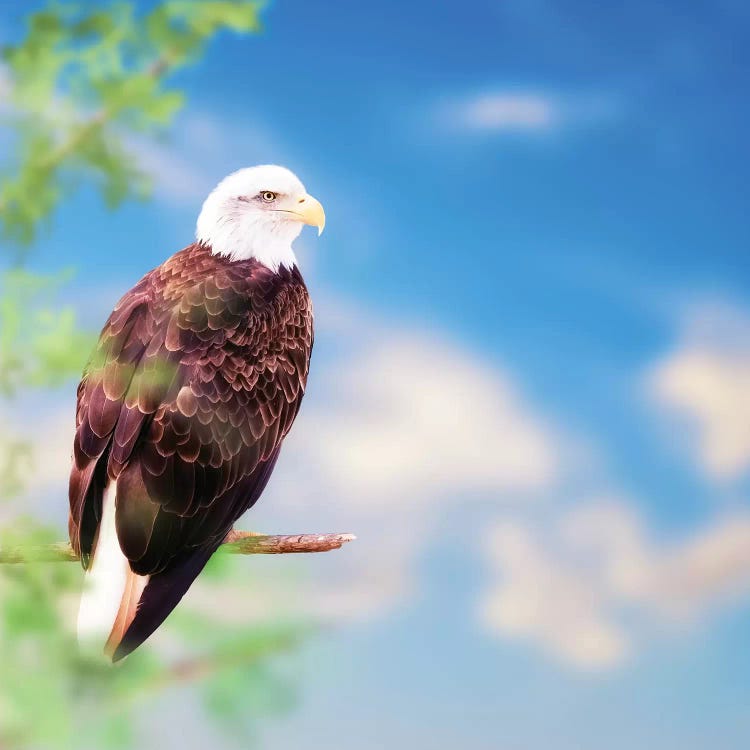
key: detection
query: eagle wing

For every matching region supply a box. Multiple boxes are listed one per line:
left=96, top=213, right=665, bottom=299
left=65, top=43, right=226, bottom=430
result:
left=69, top=248, right=313, bottom=657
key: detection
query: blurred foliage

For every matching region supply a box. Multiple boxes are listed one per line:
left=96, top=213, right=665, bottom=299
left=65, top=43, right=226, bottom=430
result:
left=0, top=270, right=93, bottom=395
left=0, top=438, right=31, bottom=502
left=0, top=3, right=307, bottom=749
left=0, top=0, right=261, bottom=252
left=0, top=529, right=304, bottom=749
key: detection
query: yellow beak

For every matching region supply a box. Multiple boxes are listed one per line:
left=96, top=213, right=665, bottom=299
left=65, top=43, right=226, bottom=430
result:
left=295, top=194, right=326, bottom=236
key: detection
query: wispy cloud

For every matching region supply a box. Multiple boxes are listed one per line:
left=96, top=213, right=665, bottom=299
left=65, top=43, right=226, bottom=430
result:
left=647, top=302, right=750, bottom=481
left=124, top=109, right=287, bottom=209
left=291, top=322, right=562, bottom=505
left=479, top=513, right=631, bottom=669
left=460, top=93, right=558, bottom=131
left=125, top=132, right=214, bottom=205
left=479, top=498, right=750, bottom=669
left=438, top=89, right=622, bottom=135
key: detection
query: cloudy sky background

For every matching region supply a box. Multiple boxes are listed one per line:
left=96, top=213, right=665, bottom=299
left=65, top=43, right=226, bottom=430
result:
left=2, top=0, right=750, bottom=747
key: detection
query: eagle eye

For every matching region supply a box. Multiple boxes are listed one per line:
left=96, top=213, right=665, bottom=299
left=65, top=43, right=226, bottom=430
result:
left=260, top=191, right=277, bottom=202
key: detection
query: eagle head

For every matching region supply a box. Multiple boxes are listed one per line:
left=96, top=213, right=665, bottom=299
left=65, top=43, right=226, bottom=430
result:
left=196, top=164, right=325, bottom=271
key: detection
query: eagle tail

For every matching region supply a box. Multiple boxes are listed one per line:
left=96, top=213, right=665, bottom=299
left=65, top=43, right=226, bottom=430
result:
left=77, top=484, right=148, bottom=656
left=76, top=482, right=214, bottom=662
left=104, top=566, right=148, bottom=659
left=110, top=544, right=216, bottom=662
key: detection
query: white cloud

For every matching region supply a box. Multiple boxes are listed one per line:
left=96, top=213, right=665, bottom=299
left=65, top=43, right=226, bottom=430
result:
left=125, top=133, right=213, bottom=205
left=479, top=517, right=630, bottom=669
left=442, top=89, right=621, bottom=134
left=460, top=93, right=557, bottom=131
left=291, top=327, right=561, bottom=506
left=648, top=303, right=750, bottom=480
left=123, top=111, right=238, bottom=207
left=479, top=498, right=750, bottom=669
left=562, top=501, right=750, bottom=620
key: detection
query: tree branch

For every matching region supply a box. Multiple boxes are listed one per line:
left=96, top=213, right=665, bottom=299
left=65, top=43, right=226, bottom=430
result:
left=0, top=531, right=356, bottom=564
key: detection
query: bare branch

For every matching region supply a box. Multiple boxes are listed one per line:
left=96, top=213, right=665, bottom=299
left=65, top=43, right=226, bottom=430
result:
left=0, top=530, right=356, bottom=564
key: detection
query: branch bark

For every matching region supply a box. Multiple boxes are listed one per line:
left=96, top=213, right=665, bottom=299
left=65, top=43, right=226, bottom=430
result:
left=0, top=531, right=356, bottom=564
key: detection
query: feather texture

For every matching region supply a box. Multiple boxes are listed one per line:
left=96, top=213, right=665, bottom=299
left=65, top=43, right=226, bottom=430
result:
left=69, top=243, right=313, bottom=658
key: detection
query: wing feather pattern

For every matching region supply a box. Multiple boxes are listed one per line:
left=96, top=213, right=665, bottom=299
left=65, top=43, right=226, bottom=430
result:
left=68, top=244, right=313, bottom=658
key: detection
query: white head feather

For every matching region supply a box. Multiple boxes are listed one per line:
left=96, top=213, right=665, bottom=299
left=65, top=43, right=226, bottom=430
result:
left=196, top=165, right=325, bottom=272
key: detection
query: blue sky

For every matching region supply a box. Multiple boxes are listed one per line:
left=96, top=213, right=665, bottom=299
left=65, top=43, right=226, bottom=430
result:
left=3, top=0, right=750, bottom=747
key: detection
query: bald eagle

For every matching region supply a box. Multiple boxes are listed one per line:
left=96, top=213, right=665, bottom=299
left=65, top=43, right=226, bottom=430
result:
left=68, top=165, right=325, bottom=661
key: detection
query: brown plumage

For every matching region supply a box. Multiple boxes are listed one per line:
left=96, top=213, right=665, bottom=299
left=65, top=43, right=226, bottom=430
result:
left=69, top=242, right=313, bottom=660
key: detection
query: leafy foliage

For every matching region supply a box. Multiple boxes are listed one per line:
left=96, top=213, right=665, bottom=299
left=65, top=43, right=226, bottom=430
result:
left=0, top=0, right=260, bottom=251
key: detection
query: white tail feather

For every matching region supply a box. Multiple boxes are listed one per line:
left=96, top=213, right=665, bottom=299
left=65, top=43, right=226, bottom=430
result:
left=77, top=483, right=149, bottom=656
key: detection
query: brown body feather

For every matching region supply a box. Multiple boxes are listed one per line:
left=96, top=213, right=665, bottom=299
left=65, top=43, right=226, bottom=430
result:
left=68, top=243, right=313, bottom=659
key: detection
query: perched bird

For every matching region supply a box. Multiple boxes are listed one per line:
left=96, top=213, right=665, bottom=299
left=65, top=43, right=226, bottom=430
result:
left=68, top=165, right=324, bottom=661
